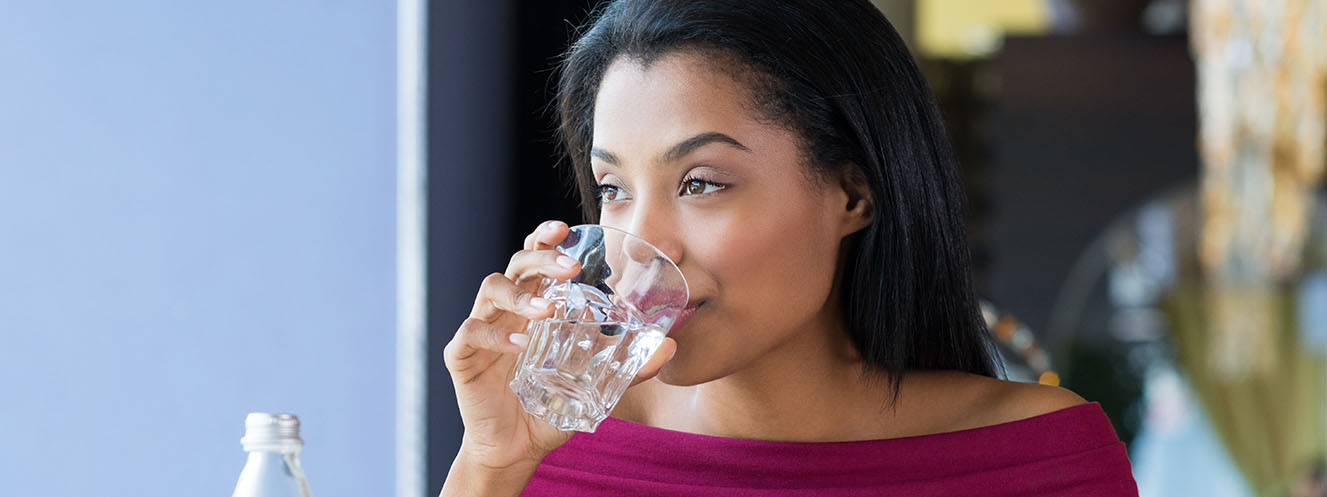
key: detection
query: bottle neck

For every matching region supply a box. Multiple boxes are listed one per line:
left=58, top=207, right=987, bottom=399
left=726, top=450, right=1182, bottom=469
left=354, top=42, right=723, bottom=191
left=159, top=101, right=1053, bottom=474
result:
left=245, top=448, right=302, bottom=457
left=233, top=413, right=311, bottom=497
left=241, top=450, right=305, bottom=473
left=242, top=439, right=304, bottom=453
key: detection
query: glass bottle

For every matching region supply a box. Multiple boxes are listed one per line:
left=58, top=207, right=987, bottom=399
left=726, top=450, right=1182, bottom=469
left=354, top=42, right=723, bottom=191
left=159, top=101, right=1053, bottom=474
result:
left=231, top=412, right=313, bottom=497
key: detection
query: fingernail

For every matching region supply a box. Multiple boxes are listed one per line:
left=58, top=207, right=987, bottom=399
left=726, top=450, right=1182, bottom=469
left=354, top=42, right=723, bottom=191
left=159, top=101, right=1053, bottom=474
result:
left=556, top=255, right=578, bottom=268
left=509, top=333, right=530, bottom=347
left=529, top=297, right=552, bottom=309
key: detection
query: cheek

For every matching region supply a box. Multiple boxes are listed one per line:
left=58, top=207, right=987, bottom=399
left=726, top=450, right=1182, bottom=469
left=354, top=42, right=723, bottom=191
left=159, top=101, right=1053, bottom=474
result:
left=711, top=203, right=838, bottom=321
left=670, top=187, right=841, bottom=374
left=689, top=176, right=840, bottom=282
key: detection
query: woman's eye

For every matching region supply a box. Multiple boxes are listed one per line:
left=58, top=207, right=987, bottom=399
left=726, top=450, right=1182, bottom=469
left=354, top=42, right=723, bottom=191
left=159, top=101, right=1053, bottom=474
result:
left=682, top=178, right=725, bottom=196
left=598, top=179, right=723, bottom=202
left=598, top=184, right=624, bottom=202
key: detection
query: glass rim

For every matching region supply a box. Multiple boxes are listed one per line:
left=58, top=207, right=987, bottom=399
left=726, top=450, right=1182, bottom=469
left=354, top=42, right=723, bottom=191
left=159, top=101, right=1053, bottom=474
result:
left=560, top=223, right=690, bottom=313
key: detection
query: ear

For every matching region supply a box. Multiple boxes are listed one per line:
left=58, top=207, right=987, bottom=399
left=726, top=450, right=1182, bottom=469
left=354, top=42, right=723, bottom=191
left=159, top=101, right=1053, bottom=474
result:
left=834, top=164, right=873, bottom=237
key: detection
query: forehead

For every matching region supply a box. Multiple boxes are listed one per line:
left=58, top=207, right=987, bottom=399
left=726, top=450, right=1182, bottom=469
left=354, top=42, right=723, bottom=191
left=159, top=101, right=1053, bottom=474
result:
left=591, top=52, right=759, bottom=154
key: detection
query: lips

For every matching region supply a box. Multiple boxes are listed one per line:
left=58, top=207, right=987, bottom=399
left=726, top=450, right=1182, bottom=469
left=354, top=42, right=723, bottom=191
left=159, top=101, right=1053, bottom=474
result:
left=673, top=300, right=705, bottom=331
left=621, top=259, right=689, bottom=317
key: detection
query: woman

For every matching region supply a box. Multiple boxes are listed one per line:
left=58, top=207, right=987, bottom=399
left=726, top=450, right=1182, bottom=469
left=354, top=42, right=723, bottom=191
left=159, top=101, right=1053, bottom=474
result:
left=443, top=0, right=1138, bottom=495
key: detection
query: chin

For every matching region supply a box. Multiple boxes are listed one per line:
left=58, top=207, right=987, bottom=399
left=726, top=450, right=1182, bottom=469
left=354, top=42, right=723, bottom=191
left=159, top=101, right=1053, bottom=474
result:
left=655, top=365, right=701, bottom=386
left=655, top=350, right=726, bottom=386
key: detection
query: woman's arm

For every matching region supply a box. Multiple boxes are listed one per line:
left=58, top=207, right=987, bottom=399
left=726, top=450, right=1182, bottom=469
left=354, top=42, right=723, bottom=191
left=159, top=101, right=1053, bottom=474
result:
left=440, top=446, right=541, bottom=497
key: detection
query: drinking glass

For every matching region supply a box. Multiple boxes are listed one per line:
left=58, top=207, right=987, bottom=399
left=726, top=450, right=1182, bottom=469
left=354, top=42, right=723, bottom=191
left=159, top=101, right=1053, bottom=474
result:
left=508, top=224, right=688, bottom=432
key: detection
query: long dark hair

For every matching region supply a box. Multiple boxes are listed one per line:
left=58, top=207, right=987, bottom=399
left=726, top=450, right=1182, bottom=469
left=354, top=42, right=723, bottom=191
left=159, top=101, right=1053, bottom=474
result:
left=554, top=0, right=1001, bottom=402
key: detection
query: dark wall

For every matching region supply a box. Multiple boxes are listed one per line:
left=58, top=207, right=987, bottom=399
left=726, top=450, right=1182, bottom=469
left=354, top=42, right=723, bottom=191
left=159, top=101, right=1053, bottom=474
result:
left=988, top=34, right=1198, bottom=341
left=425, top=1, right=512, bottom=495
left=508, top=0, right=599, bottom=241
left=425, top=1, right=595, bottom=494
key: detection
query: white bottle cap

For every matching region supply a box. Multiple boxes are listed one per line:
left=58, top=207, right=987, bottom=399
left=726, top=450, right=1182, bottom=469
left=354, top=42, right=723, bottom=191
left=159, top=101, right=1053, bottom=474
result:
left=240, top=412, right=304, bottom=453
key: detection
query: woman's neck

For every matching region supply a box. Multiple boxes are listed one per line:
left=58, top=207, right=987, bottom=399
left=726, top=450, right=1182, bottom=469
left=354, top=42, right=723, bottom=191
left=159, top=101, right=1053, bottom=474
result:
left=626, top=298, right=906, bottom=442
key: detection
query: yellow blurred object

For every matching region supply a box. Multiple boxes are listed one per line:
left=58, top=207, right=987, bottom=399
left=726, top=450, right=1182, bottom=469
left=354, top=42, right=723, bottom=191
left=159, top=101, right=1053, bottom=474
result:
left=994, top=315, right=1017, bottom=340
left=916, top=0, right=1049, bottom=58
left=1037, top=371, right=1061, bottom=387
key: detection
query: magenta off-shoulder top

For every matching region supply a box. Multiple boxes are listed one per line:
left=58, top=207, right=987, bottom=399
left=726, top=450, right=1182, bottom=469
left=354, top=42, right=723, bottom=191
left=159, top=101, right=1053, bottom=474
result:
left=522, top=402, right=1138, bottom=496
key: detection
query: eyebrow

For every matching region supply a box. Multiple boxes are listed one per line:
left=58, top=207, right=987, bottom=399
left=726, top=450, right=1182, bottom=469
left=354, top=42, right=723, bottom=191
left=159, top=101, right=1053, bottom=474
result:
left=590, top=132, right=751, bottom=168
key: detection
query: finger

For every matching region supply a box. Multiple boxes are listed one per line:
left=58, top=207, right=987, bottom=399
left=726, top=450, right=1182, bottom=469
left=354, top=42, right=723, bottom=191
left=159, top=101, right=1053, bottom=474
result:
left=503, top=248, right=581, bottom=283
left=629, top=337, right=676, bottom=387
left=471, top=272, right=557, bottom=322
left=531, top=220, right=570, bottom=250
left=523, top=220, right=569, bottom=251
left=443, top=317, right=530, bottom=373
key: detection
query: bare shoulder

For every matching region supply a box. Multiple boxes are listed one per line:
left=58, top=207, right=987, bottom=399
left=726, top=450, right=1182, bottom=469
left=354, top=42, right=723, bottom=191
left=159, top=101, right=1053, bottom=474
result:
left=920, top=371, right=1089, bottom=430
left=976, top=375, right=1089, bottom=425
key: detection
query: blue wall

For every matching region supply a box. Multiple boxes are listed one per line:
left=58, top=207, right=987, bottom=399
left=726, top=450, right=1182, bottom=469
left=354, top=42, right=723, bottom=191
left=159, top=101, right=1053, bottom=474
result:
left=0, top=2, right=396, bottom=495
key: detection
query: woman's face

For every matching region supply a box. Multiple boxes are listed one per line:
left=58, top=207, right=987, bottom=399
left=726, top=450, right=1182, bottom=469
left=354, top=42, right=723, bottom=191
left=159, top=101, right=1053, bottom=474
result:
left=590, top=51, right=868, bottom=385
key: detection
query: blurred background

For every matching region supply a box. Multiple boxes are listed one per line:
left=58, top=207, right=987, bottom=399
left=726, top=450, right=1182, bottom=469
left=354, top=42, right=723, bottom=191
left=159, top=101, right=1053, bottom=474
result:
left=1, top=0, right=1322, bottom=496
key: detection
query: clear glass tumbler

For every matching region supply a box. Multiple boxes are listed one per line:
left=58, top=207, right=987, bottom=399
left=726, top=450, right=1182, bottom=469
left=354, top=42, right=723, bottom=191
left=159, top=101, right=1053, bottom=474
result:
left=508, top=224, right=689, bottom=432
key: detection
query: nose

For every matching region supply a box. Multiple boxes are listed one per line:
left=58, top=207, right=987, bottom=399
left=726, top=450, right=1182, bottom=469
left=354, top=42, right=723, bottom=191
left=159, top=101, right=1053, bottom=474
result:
left=624, top=214, right=684, bottom=266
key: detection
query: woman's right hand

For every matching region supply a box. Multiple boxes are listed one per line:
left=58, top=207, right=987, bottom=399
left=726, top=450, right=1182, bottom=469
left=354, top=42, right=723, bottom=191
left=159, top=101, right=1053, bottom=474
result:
left=443, top=220, right=678, bottom=475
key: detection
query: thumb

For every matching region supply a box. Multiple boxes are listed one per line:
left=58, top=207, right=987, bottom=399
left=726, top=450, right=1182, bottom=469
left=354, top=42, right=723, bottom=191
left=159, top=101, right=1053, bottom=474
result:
left=628, top=337, right=676, bottom=387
